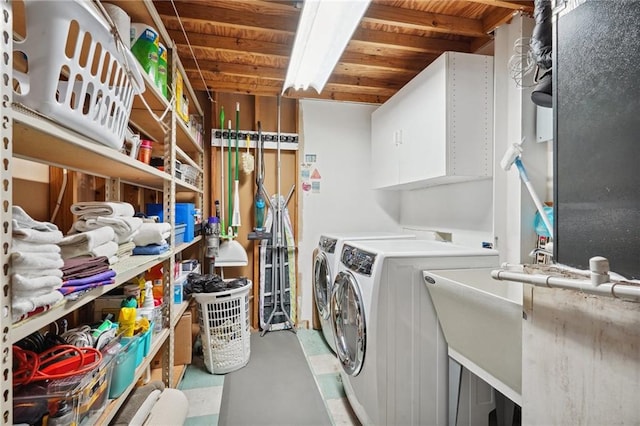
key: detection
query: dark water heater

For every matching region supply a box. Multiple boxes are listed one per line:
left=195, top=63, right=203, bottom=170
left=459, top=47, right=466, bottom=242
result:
left=554, top=1, right=640, bottom=278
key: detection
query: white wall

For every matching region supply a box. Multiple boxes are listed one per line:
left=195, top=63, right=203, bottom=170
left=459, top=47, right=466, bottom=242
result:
left=493, top=16, right=546, bottom=267
left=298, top=99, right=402, bottom=322
left=399, top=180, right=494, bottom=248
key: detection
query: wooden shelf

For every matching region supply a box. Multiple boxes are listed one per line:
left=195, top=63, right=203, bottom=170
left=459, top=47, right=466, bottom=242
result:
left=175, top=235, right=202, bottom=254
left=176, top=146, right=202, bottom=171
left=12, top=107, right=171, bottom=190
left=5, top=1, right=206, bottom=423
left=11, top=254, right=171, bottom=343
left=176, top=116, right=204, bottom=154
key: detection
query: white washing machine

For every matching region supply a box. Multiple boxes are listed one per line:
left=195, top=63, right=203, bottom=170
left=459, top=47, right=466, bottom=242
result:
left=312, top=232, right=413, bottom=353
left=330, top=239, right=498, bottom=425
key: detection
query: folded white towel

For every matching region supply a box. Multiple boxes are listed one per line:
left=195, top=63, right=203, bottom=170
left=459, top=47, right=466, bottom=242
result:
left=59, top=227, right=116, bottom=259
left=12, top=206, right=59, bottom=232
left=133, top=222, right=172, bottom=247
left=11, top=240, right=61, bottom=253
left=72, top=216, right=143, bottom=244
left=11, top=251, right=64, bottom=271
left=71, top=201, right=135, bottom=218
left=12, top=274, right=63, bottom=293
left=13, top=286, right=61, bottom=298
left=13, top=268, right=64, bottom=279
left=13, top=225, right=64, bottom=244
left=12, top=291, right=64, bottom=321
left=90, top=241, right=119, bottom=258
left=117, top=241, right=136, bottom=256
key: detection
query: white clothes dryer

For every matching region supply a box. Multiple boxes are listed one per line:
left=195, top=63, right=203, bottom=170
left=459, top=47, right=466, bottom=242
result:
left=312, top=232, right=413, bottom=353
left=330, top=239, right=498, bottom=426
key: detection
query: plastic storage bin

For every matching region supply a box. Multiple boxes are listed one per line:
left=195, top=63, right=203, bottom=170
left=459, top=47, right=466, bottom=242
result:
left=13, top=0, right=144, bottom=150
left=193, top=280, right=252, bottom=374
left=174, top=223, right=186, bottom=244
left=146, top=203, right=195, bottom=242
left=109, top=336, right=141, bottom=398
left=13, top=340, right=118, bottom=425
left=121, top=322, right=153, bottom=369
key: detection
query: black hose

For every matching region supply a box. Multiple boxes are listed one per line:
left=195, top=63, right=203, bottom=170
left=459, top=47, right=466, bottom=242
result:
left=530, top=0, right=553, bottom=70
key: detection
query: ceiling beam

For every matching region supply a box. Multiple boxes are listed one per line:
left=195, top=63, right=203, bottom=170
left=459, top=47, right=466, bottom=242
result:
left=351, top=28, right=472, bottom=54
left=464, top=0, right=534, bottom=13
left=482, top=8, right=519, bottom=33
left=154, top=1, right=297, bottom=33
left=363, top=3, right=486, bottom=37
left=175, top=41, right=427, bottom=73
left=183, top=61, right=405, bottom=92
left=192, top=77, right=389, bottom=104
left=167, top=29, right=292, bottom=57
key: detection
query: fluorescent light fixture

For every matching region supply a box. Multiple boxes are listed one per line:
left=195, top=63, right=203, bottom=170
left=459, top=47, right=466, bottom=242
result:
left=283, top=0, right=371, bottom=94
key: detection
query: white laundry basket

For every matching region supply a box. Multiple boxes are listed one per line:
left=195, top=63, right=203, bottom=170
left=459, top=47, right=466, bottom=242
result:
left=13, top=0, right=144, bottom=150
left=193, top=280, right=252, bottom=374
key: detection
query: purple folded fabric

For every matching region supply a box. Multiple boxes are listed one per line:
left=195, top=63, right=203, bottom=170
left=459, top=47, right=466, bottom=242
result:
left=58, top=278, right=115, bottom=296
left=61, top=256, right=110, bottom=279
left=62, top=269, right=116, bottom=287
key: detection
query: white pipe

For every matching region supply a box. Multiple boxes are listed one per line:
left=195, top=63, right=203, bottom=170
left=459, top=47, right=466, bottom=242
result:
left=491, top=270, right=640, bottom=302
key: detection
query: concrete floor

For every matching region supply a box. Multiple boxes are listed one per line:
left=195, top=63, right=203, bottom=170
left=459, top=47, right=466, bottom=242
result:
left=179, top=329, right=360, bottom=425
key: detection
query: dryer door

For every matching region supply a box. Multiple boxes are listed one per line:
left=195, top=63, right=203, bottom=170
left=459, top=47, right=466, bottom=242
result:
left=331, top=270, right=366, bottom=376
left=313, top=250, right=332, bottom=320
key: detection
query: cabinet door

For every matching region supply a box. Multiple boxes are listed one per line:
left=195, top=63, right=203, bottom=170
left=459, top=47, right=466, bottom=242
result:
left=371, top=99, right=400, bottom=189
left=398, top=54, right=447, bottom=185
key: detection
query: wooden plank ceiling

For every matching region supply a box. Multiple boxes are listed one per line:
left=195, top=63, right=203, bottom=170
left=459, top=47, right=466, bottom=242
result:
left=153, top=0, right=534, bottom=104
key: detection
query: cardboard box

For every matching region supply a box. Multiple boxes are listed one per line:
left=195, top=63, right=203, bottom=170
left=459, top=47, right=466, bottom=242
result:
left=92, top=296, right=126, bottom=322
left=174, top=311, right=192, bottom=365
left=151, top=311, right=192, bottom=367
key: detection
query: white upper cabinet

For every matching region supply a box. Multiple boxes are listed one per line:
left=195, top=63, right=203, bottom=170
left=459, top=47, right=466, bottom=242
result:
left=371, top=52, right=494, bottom=190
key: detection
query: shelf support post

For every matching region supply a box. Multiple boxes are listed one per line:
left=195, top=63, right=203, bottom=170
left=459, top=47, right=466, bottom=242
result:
left=1, top=0, right=14, bottom=422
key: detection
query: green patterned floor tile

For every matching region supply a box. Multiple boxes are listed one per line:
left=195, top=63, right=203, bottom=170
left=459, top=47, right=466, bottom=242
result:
left=297, top=328, right=333, bottom=357
left=179, top=356, right=225, bottom=390
left=316, top=372, right=346, bottom=400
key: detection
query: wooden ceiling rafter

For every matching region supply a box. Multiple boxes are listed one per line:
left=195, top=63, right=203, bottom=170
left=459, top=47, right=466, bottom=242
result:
left=154, top=0, right=533, bottom=104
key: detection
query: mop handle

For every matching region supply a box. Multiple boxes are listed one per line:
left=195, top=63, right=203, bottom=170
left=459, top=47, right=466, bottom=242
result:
left=235, top=102, right=240, bottom=180
left=219, top=107, right=225, bottom=234
left=515, top=158, right=554, bottom=239
left=228, top=119, right=232, bottom=233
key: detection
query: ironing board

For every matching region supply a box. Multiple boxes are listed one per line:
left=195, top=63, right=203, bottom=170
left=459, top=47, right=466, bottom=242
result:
left=259, top=195, right=296, bottom=330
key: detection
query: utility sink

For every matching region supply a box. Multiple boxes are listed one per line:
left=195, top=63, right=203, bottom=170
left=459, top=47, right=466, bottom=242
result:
left=422, top=268, right=522, bottom=405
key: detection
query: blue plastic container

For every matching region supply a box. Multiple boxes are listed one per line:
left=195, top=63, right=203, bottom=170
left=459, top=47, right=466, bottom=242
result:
left=141, top=322, right=154, bottom=357
left=109, top=337, right=140, bottom=399
left=174, top=223, right=186, bottom=244
left=146, top=203, right=195, bottom=242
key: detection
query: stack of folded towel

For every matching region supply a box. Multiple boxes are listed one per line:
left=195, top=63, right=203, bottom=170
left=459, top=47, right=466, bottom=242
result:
left=10, top=207, right=65, bottom=323
left=132, top=222, right=172, bottom=255
left=117, top=241, right=136, bottom=261
left=70, top=201, right=143, bottom=245
left=58, top=226, right=119, bottom=264
left=59, top=256, right=116, bottom=299
left=61, top=256, right=111, bottom=279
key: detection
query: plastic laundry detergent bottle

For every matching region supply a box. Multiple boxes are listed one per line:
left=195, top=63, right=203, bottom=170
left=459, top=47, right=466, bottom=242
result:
left=145, top=264, right=164, bottom=299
